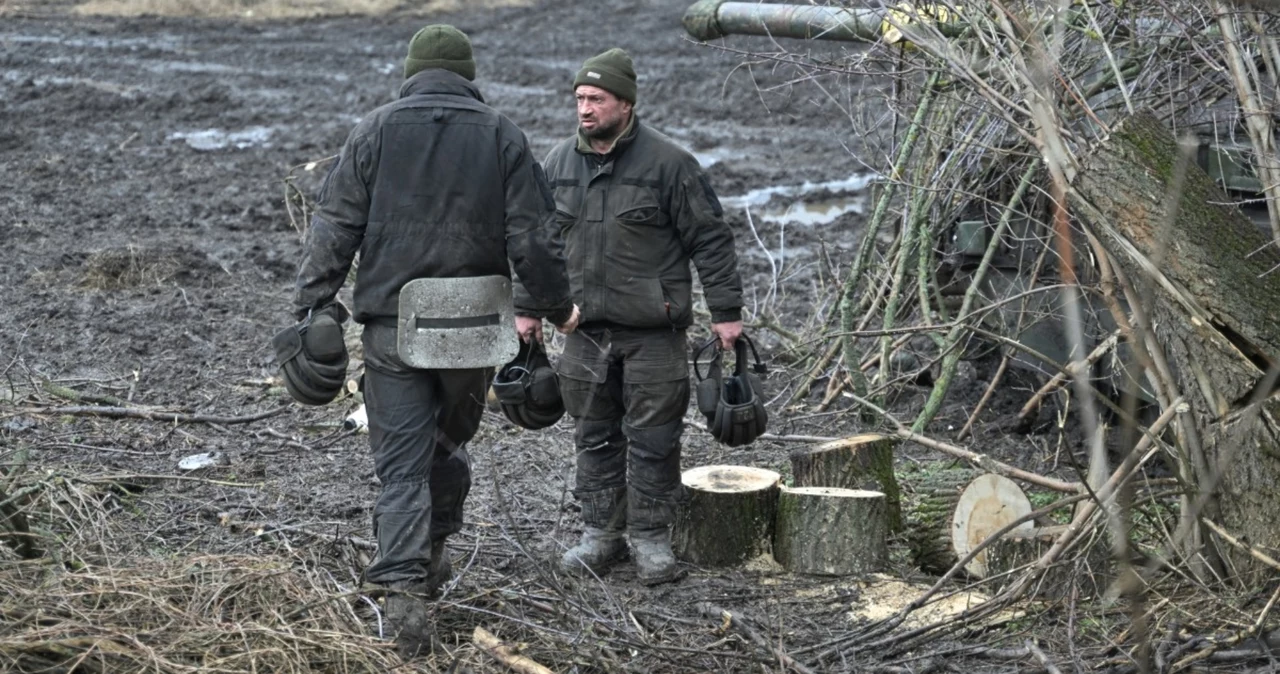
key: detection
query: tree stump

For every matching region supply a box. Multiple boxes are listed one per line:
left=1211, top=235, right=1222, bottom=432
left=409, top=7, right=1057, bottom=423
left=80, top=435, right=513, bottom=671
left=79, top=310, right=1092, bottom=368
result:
left=789, top=433, right=902, bottom=532
left=902, top=467, right=979, bottom=574
left=773, top=486, right=888, bottom=575
left=673, top=465, right=781, bottom=567
left=951, top=473, right=1034, bottom=578
left=986, top=525, right=1113, bottom=598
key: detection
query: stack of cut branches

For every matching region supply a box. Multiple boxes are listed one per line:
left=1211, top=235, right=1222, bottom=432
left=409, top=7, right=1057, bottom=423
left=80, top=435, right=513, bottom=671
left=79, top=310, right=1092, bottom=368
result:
left=700, top=0, right=1280, bottom=667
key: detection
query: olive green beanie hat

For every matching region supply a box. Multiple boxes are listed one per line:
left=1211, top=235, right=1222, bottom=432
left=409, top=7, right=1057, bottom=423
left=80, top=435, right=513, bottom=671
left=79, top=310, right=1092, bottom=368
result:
left=404, top=24, right=476, bottom=81
left=573, top=47, right=637, bottom=103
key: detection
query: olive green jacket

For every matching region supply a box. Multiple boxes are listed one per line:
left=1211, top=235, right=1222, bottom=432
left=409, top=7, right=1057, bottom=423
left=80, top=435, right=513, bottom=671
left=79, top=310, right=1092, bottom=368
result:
left=515, top=117, right=743, bottom=329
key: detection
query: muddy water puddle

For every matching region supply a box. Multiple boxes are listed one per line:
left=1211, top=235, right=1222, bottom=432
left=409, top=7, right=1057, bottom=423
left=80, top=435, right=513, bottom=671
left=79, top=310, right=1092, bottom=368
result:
left=168, top=126, right=275, bottom=151
left=722, top=172, right=873, bottom=226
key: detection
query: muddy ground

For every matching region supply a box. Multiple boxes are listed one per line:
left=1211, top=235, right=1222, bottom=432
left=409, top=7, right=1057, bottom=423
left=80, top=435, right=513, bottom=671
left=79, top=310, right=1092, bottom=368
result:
left=0, top=0, right=1095, bottom=671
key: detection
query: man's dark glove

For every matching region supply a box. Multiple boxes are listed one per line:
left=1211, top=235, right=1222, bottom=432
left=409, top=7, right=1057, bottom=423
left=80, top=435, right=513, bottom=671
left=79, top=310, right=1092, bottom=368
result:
left=274, top=302, right=349, bottom=406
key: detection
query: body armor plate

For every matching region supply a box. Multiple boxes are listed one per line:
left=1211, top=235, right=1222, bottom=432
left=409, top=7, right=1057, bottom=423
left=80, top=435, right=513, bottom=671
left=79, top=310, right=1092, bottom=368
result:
left=396, top=276, right=518, bottom=369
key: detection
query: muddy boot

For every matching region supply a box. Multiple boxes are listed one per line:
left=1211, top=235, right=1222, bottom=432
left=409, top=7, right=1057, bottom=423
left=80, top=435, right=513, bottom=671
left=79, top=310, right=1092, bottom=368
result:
left=425, top=539, right=452, bottom=597
left=386, top=581, right=434, bottom=660
left=560, top=486, right=628, bottom=576
left=560, top=526, right=629, bottom=576
left=630, top=526, right=684, bottom=586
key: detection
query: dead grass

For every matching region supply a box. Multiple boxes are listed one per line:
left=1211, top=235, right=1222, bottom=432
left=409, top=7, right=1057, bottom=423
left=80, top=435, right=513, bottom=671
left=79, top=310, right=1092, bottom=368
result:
left=80, top=246, right=179, bottom=290
left=58, top=0, right=530, bottom=19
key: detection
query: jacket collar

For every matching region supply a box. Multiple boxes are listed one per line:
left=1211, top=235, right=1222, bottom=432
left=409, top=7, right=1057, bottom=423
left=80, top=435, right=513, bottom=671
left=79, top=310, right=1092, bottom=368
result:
left=576, top=114, right=639, bottom=158
left=399, top=69, right=485, bottom=103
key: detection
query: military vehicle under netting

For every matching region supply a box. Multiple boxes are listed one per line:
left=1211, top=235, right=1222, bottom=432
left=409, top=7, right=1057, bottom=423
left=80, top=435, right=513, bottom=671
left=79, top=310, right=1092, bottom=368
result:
left=681, top=0, right=1276, bottom=407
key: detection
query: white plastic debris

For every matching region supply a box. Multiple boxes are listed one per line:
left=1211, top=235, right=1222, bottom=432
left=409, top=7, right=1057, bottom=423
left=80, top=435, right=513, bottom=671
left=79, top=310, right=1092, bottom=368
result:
left=343, top=404, right=368, bottom=433
left=178, top=451, right=225, bottom=471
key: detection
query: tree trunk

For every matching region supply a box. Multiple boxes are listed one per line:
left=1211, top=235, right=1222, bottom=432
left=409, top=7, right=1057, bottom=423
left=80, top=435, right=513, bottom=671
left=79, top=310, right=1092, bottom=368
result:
left=672, top=465, right=781, bottom=567
left=1072, top=112, right=1280, bottom=576
left=773, top=486, right=888, bottom=575
left=789, top=433, right=902, bottom=532
left=902, top=467, right=978, bottom=574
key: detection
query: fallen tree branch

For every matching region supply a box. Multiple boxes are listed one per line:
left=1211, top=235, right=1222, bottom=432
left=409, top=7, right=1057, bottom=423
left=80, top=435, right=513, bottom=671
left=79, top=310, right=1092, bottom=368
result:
left=696, top=603, right=816, bottom=674
left=1200, top=518, right=1280, bottom=572
left=1015, top=331, right=1120, bottom=428
left=473, top=626, right=556, bottom=674
left=956, top=354, right=1009, bottom=441
left=1026, top=638, right=1063, bottom=674
left=40, top=380, right=136, bottom=408
left=28, top=405, right=288, bottom=425
left=845, top=392, right=1081, bottom=492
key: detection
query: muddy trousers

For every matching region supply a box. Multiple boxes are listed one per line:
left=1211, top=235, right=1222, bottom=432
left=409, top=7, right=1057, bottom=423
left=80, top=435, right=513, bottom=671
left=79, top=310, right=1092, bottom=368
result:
left=557, top=328, right=691, bottom=531
left=362, top=362, right=490, bottom=585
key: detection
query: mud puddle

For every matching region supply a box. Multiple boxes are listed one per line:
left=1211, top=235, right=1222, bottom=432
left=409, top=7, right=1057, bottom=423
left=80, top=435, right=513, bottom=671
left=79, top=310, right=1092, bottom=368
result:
left=722, top=172, right=874, bottom=226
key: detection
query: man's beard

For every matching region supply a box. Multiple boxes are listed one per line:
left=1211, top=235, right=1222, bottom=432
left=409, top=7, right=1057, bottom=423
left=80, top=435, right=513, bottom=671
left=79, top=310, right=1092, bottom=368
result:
left=581, top=116, right=624, bottom=141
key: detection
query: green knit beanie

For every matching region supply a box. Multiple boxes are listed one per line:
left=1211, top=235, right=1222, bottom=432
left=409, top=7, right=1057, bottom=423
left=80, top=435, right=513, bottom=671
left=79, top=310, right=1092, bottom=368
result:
left=404, top=24, right=476, bottom=81
left=573, top=48, right=637, bottom=103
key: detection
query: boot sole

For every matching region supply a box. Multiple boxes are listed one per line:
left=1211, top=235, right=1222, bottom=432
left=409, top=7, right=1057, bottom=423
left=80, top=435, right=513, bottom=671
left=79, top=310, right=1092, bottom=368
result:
left=637, top=565, right=687, bottom=586
left=560, top=549, right=629, bottom=577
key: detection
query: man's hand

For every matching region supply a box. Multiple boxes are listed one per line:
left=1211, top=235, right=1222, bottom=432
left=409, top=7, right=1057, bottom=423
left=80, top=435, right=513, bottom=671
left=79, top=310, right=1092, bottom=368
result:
left=712, top=320, right=743, bottom=350
left=515, top=315, right=545, bottom=343
left=555, top=304, right=581, bottom=335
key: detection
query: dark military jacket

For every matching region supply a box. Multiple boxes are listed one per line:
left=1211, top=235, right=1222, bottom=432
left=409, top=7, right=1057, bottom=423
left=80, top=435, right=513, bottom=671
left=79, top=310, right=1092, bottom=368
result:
left=516, top=117, right=742, bottom=329
left=293, top=69, right=572, bottom=326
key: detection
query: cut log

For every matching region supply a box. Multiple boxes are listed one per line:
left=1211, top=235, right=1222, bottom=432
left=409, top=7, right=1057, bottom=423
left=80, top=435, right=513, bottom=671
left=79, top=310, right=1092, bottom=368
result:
left=673, top=465, right=780, bottom=567
left=773, top=486, right=888, bottom=575
left=901, top=467, right=979, bottom=574
left=789, top=433, right=902, bottom=532
left=986, top=525, right=1113, bottom=598
left=950, top=473, right=1034, bottom=578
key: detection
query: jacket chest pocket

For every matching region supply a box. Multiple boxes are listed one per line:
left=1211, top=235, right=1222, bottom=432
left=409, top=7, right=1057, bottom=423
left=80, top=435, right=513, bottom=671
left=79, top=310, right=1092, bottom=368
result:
left=553, top=186, right=582, bottom=231
left=612, top=184, right=664, bottom=228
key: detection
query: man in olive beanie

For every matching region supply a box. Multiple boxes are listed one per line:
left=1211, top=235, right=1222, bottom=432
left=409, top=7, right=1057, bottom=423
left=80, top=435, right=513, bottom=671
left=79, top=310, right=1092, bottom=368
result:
left=404, top=24, right=476, bottom=81
left=289, top=21, right=578, bottom=660
left=515, top=48, right=744, bottom=586
left=572, top=47, right=636, bottom=104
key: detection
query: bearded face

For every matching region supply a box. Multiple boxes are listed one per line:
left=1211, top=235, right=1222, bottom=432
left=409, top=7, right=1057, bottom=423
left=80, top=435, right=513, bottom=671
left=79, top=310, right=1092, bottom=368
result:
left=576, top=85, right=632, bottom=142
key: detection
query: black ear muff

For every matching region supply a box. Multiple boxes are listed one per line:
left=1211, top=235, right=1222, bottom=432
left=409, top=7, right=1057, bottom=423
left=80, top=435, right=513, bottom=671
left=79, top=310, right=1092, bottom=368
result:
left=274, top=304, right=349, bottom=407
left=692, top=337, right=722, bottom=423
left=707, top=334, right=769, bottom=447
left=494, top=340, right=565, bottom=430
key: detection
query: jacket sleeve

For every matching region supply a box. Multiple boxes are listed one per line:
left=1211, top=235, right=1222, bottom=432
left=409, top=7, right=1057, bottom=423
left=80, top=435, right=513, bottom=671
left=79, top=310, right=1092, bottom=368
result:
left=672, top=161, right=744, bottom=323
left=292, top=126, right=372, bottom=320
left=505, top=131, right=573, bottom=324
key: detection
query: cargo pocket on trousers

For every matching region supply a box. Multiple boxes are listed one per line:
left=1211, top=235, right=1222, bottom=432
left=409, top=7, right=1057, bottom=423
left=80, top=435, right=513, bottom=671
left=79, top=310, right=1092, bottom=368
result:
left=623, top=357, right=690, bottom=428
left=556, top=346, right=609, bottom=419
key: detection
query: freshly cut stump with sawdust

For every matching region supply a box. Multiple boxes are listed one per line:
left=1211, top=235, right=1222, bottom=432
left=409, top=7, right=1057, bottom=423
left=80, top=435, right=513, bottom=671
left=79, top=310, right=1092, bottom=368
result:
left=789, top=433, right=902, bottom=531
left=673, top=465, right=781, bottom=567
left=950, top=473, right=1034, bottom=577
left=773, top=486, right=888, bottom=576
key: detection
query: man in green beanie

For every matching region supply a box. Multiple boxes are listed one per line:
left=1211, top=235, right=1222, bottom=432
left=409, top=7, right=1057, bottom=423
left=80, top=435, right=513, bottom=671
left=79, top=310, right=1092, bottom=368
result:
left=514, top=48, right=745, bottom=586
left=287, top=24, right=579, bottom=658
